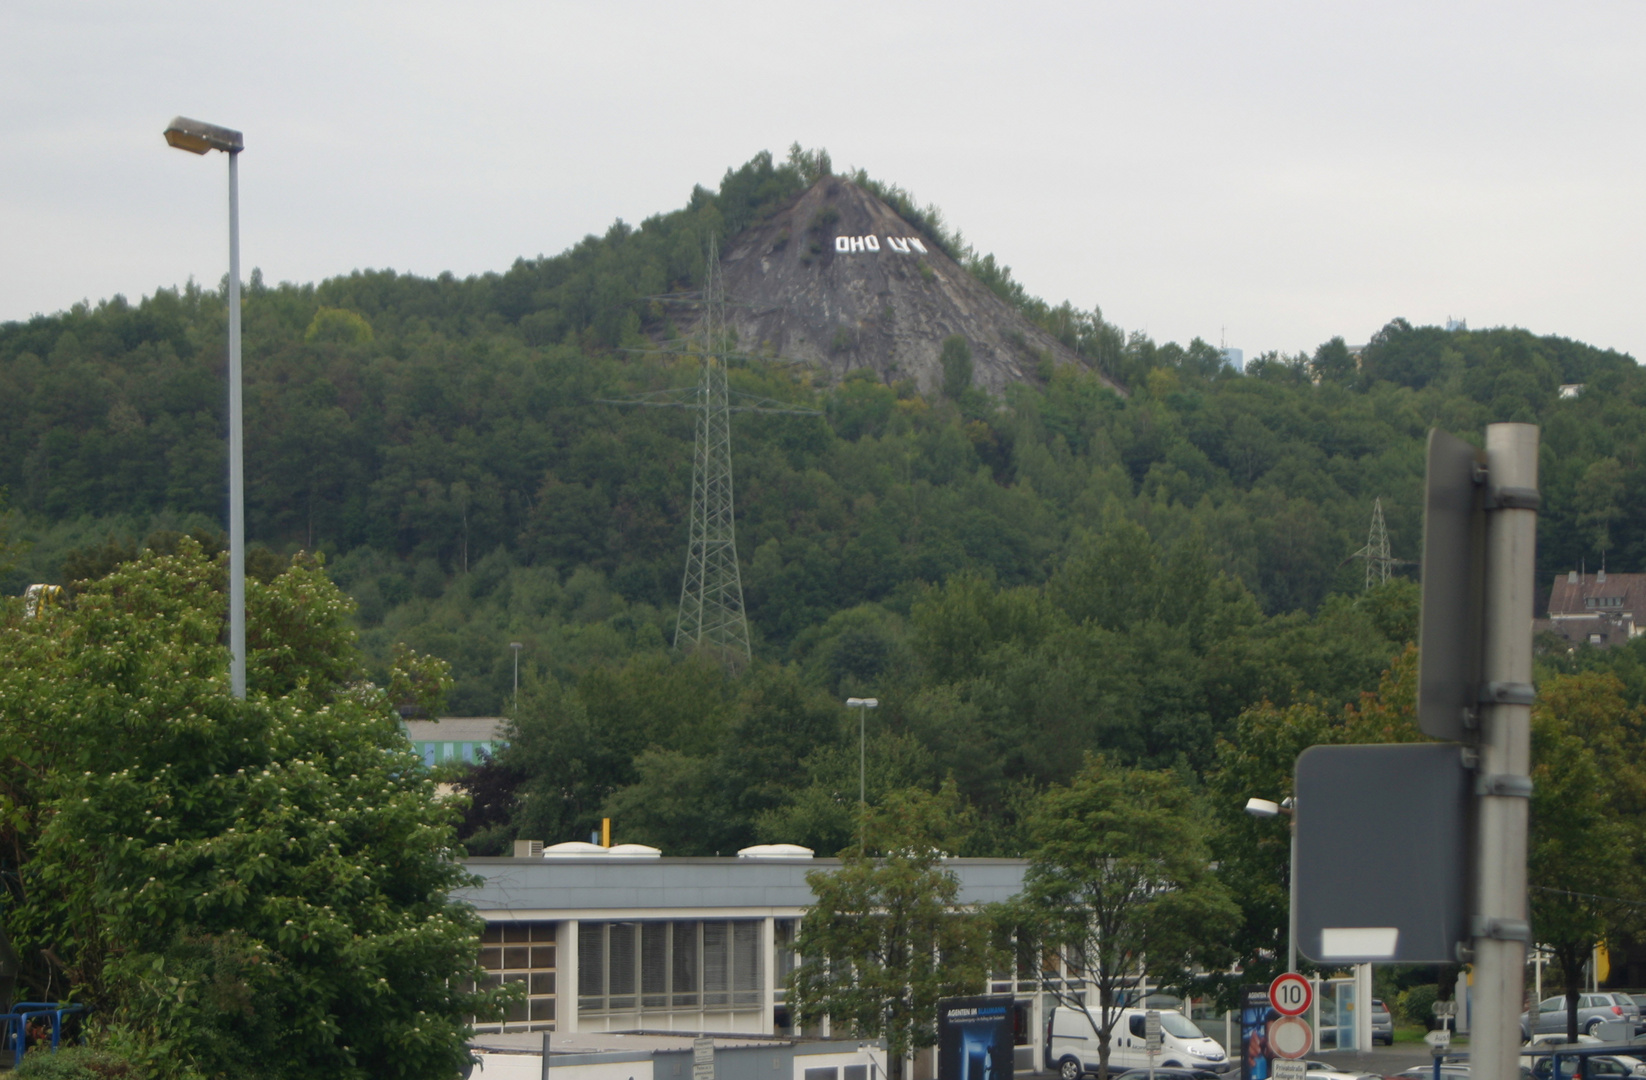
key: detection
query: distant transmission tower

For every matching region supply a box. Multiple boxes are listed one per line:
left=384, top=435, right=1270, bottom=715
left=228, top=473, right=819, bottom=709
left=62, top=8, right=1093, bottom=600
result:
left=598, top=237, right=819, bottom=673
left=674, top=240, right=751, bottom=670
left=1342, top=498, right=1410, bottom=589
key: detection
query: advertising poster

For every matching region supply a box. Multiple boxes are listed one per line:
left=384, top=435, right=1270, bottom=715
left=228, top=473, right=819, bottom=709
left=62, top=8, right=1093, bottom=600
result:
left=937, top=996, right=1016, bottom=1080
left=1241, top=985, right=1276, bottom=1080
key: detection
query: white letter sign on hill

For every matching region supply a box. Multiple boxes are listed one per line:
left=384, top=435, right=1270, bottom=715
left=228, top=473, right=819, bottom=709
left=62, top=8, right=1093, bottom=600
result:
left=832, top=236, right=928, bottom=254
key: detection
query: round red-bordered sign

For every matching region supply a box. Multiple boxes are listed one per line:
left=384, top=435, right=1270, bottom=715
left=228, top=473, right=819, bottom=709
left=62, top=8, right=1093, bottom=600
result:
left=1268, top=1015, right=1314, bottom=1060
left=1269, top=972, right=1313, bottom=1017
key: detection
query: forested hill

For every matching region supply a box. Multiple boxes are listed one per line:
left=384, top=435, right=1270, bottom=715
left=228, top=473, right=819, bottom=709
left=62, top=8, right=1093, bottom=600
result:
left=0, top=146, right=1640, bottom=739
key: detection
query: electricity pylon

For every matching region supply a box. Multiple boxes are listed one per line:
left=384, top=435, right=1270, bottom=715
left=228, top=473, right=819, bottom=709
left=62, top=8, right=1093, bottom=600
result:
left=598, top=237, right=818, bottom=673
left=674, top=240, right=751, bottom=670
left=1342, top=497, right=1411, bottom=589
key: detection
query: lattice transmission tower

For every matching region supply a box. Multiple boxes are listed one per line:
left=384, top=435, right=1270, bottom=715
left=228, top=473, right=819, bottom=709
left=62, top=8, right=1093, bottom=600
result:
left=674, top=241, right=750, bottom=669
left=1343, top=497, right=1410, bottom=589
left=599, top=237, right=818, bottom=673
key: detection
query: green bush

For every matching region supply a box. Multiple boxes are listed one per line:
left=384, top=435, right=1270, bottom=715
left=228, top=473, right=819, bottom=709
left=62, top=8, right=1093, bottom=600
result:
left=1397, top=983, right=1439, bottom=1027
left=14, top=1045, right=142, bottom=1079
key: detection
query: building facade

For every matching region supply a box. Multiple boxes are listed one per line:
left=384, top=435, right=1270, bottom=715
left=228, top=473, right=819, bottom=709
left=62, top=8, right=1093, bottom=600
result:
left=404, top=716, right=505, bottom=767
left=454, top=850, right=1033, bottom=1056
left=1541, top=569, right=1646, bottom=649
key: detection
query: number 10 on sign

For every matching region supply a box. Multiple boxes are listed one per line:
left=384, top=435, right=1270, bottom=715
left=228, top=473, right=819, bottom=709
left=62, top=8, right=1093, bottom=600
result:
left=1269, top=973, right=1312, bottom=1017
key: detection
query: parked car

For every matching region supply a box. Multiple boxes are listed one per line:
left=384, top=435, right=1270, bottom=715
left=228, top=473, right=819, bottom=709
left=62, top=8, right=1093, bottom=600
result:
left=1608, top=993, right=1642, bottom=1035
left=1110, top=1070, right=1222, bottom=1080
left=1047, top=1006, right=1234, bottom=1077
left=1524, top=1053, right=1646, bottom=1079
left=1527, top=1034, right=1603, bottom=1048
left=1397, top=1066, right=1535, bottom=1080
left=1522, top=995, right=1630, bottom=1039
left=1371, top=998, right=1393, bottom=1045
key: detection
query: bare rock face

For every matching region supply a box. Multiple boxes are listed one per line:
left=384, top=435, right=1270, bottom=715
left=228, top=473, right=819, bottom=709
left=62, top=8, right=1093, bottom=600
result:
left=718, top=177, right=1124, bottom=397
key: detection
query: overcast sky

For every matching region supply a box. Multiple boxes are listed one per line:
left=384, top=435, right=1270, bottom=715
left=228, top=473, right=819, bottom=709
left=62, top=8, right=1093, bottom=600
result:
left=5, top=2, right=1643, bottom=362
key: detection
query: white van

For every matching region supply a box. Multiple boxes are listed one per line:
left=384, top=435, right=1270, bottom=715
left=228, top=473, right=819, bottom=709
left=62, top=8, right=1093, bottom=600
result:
left=1047, top=1005, right=1233, bottom=1078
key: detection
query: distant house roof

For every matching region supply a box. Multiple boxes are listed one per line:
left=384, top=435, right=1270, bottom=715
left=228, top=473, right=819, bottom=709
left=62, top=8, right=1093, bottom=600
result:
left=1544, top=571, right=1646, bottom=648
left=403, top=716, right=507, bottom=743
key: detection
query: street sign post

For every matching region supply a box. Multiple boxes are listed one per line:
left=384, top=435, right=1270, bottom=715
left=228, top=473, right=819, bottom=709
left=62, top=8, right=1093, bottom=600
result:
left=1295, top=743, right=1471, bottom=963
left=1269, top=973, right=1312, bottom=1017
left=1417, top=428, right=1488, bottom=741
left=693, top=1037, right=715, bottom=1080
left=1267, top=1016, right=1313, bottom=1060
left=1146, top=1009, right=1160, bottom=1080
left=1272, top=1060, right=1306, bottom=1080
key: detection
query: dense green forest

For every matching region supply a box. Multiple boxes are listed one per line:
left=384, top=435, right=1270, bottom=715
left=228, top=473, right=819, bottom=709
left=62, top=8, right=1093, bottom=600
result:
left=4, top=146, right=1645, bottom=856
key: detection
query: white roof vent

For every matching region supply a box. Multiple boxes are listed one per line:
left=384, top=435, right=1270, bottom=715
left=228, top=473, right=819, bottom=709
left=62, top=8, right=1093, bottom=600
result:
left=736, top=844, right=815, bottom=858
left=542, top=841, right=609, bottom=857
left=607, top=843, right=662, bottom=857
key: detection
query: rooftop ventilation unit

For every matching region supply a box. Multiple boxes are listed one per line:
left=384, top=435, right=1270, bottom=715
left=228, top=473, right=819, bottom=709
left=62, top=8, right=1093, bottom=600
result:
left=736, top=844, right=815, bottom=858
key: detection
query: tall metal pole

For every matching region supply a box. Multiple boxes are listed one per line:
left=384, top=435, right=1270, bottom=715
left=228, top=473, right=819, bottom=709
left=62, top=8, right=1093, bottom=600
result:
left=510, top=642, right=523, bottom=711
left=846, top=698, right=878, bottom=850
left=1471, top=423, right=1538, bottom=1080
left=1288, top=821, right=1298, bottom=974
left=227, top=148, right=246, bottom=699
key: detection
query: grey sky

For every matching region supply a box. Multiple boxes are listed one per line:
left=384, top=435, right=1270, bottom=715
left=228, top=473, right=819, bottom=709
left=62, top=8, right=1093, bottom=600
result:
left=5, top=2, right=1643, bottom=363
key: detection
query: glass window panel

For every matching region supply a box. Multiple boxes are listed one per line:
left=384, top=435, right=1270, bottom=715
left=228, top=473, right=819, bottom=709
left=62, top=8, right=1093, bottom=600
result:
left=642, top=923, right=669, bottom=996
left=732, top=920, right=762, bottom=1003
left=531, top=998, right=557, bottom=1021
left=609, top=923, right=636, bottom=996
left=504, top=924, right=532, bottom=944
left=579, top=923, right=604, bottom=997
left=482, top=924, right=504, bottom=944
left=845, top=1067, right=868, bottom=1080
left=531, top=972, right=555, bottom=995
left=531, top=945, right=556, bottom=970
left=504, top=947, right=530, bottom=970
left=532, top=923, right=558, bottom=943
left=504, top=973, right=529, bottom=1022
left=703, top=921, right=729, bottom=1005
left=673, top=922, right=699, bottom=993
left=480, top=947, right=503, bottom=971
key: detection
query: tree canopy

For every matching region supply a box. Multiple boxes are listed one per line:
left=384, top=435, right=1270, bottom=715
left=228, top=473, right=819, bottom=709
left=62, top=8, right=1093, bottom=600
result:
left=0, top=542, right=502, bottom=1079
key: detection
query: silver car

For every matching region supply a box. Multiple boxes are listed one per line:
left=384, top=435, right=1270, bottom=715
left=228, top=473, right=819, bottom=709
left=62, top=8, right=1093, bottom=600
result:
left=1371, top=998, right=1393, bottom=1045
left=1521, top=994, right=1630, bottom=1039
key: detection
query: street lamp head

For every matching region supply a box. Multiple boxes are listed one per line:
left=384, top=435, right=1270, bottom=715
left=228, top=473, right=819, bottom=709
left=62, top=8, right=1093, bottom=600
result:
left=509, top=642, right=523, bottom=650
left=845, top=697, right=879, bottom=708
left=164, top=116, right=243, bottom=155
left=1244, top=797, right=1282, bottom=818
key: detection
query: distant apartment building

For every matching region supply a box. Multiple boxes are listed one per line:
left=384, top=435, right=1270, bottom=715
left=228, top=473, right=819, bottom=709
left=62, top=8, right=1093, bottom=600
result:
left=1538, top=569, right=1646, bottom=648
left=403, top=716, right=505, bottom=767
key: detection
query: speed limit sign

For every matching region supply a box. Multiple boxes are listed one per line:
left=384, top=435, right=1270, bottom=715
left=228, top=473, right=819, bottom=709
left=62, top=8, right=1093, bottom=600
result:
left=1269, top=973, right=1313, bottom=1017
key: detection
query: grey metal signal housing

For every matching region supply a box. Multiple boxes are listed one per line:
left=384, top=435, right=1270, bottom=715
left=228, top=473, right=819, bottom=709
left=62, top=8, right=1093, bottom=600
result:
left=1416, top=429, right=1487, bottom=741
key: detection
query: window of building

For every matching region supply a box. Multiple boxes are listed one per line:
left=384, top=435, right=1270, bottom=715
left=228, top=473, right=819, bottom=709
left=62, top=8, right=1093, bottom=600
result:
left=774, top=919, right=798, bottom=1005
left=476, top=920, right=556, bottom=1032
left=579, top=920, right=765, bottom=1015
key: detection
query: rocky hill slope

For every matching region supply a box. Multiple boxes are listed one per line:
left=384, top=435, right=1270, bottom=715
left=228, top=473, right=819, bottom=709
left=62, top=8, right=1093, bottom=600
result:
left=718, top=178, right=1125, bottom=396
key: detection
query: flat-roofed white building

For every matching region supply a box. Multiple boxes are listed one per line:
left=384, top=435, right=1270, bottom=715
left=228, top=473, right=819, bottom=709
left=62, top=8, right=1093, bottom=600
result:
left=454, top=847, right=1031, bottom=1053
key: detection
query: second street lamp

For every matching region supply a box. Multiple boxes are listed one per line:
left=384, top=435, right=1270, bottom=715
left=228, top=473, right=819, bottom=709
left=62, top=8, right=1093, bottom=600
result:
left=1245, top=795, right=1297, bottom=973
left=164, top=115, right=247, bottom=698
left=846, top=697, right=879, bottom=848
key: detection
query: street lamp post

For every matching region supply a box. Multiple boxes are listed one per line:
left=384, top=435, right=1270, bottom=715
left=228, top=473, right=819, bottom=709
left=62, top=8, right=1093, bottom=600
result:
left=1245, top=796, right=1297, bottom=973
left=846, top=697, right=879, bottom=848
left=164, top=116, right=246, bottom=698
left=510, top=643, right=523, bottom=711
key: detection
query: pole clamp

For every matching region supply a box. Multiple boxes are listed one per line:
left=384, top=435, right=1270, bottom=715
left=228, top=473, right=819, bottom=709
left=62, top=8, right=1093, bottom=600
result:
left=1479, top=681, right=1536, bottom=706
left=1471, top=917, right=1532, bottom=943
left=1476, top=773, right=1533, bottom=798
left=1485, top=485, right=1541, bottom=512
